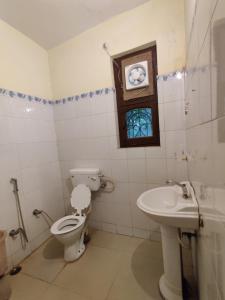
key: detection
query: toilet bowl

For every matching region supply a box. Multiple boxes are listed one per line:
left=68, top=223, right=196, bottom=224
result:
left=51, top=184, right=91, bottom=262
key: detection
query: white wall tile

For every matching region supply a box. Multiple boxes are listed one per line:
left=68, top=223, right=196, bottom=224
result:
left=0, top=117, right=13, bottom=145
left=163, top=77, right=184, bottom=102
left=133, top=228, right=151, bottom=239
left=54, top=78, right=187, bottom=240
left=109, top=136, right=127, bottom=160
left=90, top=94, right=110, bottom=115
left=116, top=225, right=133, bottom=236
left=157, top=79, right=164, bottom=103
left=111, top=159, right=128, bottom=183
left=164, top=101, right=185, bottom=131
left=145, top=131, right=166, bottom=158
left=126, top=147, right=146, bottom=159
left=76, top=97, right=92, bottom=117
left=166, top=159, right=188, bottom=182
left=0, top=95, right=64, bottom=265
left=158, top=103, right=165, bottom=131
left=18, top=142, right=58, bottom=168
left=53, top=102, right=78, bottom=121
left=165, top=130, right=186, bottom=159
left=0, top=95, right=12, bottom=116
left=0, top=76, right=187, bottom=265
left=102, top=223, right=117, bottom=233
left=146, top=158, right=167, bottom=184
left=185, top=1, right=225, bottom=298
left=128, top=159, right=147, bottom=183
left=90, top=114, right=109, bottom=137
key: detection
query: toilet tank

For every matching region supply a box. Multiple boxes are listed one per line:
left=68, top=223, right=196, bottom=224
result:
left=70, top=168, right=101, bottom=191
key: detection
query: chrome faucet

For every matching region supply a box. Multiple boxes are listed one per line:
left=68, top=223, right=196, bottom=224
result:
left=166, top=180, right=190, bottom=199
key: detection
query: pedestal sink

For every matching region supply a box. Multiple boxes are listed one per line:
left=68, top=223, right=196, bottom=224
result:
left=137, top=181, right=199, bottom=300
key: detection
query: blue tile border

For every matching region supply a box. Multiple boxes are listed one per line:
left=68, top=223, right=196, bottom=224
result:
left=0, top=69, right=186, bottom=106
left=54, top=87, right=115, bottom=105
left=0, top=88, right=53, bottom=105
left=156, top=69, right=185, bottom=81
left=0, top=87, right=116, bottom=105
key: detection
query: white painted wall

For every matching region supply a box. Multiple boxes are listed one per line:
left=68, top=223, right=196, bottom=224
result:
left=48, top=0, right=186, bottom=98
left=0, top=19, right=52, bottom=99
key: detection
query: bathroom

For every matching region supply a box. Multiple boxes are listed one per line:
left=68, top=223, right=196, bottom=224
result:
left=0, top=0, right=224, bottom=299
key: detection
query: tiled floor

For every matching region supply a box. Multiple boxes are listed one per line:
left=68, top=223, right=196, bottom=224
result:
left=8, top=230, right=164, bottom=300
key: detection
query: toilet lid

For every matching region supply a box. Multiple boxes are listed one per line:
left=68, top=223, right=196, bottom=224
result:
left=70, top=184, right=91, bottom=212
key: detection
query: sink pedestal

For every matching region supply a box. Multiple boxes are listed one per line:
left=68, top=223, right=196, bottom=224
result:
left=159, top=225, right=183, bottom=300
left=136, top=183, right=199, bottom=299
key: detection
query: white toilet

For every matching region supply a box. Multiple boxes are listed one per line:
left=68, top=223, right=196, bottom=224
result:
left=51, top=168, right=101, bottom=262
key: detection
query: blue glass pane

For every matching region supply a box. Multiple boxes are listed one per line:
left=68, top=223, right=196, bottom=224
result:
left=126, top=108, right=153, bottom=139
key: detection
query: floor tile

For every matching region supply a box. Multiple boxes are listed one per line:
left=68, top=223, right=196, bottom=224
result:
left=21, top=237, right=66, bottom=283
left=90, top=230, right=162, bottom=259
left=42, top=285, right=90, bottom=300
left=107, top=250, right=163, bottom=300
left=9, top=273, right=49, bottom=300
left=89, top=230, right=139, bottom=251
left=9, top=231, right=165, bottom=300
left=54, top=245, right=121, bottom=300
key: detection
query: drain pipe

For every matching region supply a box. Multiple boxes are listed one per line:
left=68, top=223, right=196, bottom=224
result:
left=178, top=229, right=198, bottom=298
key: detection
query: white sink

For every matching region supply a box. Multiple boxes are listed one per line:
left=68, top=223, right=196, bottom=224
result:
left=136, top=181, right=199, bottom=300
left=137, top=183, right=199, bottom=229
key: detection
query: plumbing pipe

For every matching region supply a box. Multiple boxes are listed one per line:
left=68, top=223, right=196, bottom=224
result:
left=32, top=209, right=54, bottom=227
left=100, top=176, right=115, bottom=193
left=10, top=178, right=28, bottom=249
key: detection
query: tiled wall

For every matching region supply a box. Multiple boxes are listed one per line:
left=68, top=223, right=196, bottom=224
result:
left=54, top=75, right=187, bottom=240
left=184, top=0, right=225, bottom=299
left=0, top=93, right=64, bottom=267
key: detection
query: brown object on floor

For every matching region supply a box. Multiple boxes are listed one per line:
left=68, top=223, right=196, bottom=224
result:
left=0, top=231, right=7, bottom=277
left=0, top=276, right=12, bottom=300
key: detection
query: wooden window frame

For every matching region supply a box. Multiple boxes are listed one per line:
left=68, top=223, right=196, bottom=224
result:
left=113, top=45, right=160, bottom=148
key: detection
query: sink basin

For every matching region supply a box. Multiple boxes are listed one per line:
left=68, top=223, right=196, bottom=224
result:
left=136, top=181, right=200, bottom=300
left=137, top=183, right=199, bottom=229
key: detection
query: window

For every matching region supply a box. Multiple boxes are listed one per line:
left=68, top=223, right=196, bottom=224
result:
left=113, top=45, right=160, bottom=147
left=126, top=108, right=153, bottom=139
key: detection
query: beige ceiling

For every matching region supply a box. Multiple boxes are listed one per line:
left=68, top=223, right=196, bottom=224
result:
left=0, top=0, right=149, bottom=49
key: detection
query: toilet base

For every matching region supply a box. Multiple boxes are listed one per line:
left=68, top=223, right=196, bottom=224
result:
left=64, top=237, right=86, bottom=262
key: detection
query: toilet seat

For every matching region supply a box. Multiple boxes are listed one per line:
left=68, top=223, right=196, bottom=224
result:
left=51, top=215, right=85, bottom=235
left=71, top=184, right=91, bottom=215
left=51, top=184, right=91, bottom=237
